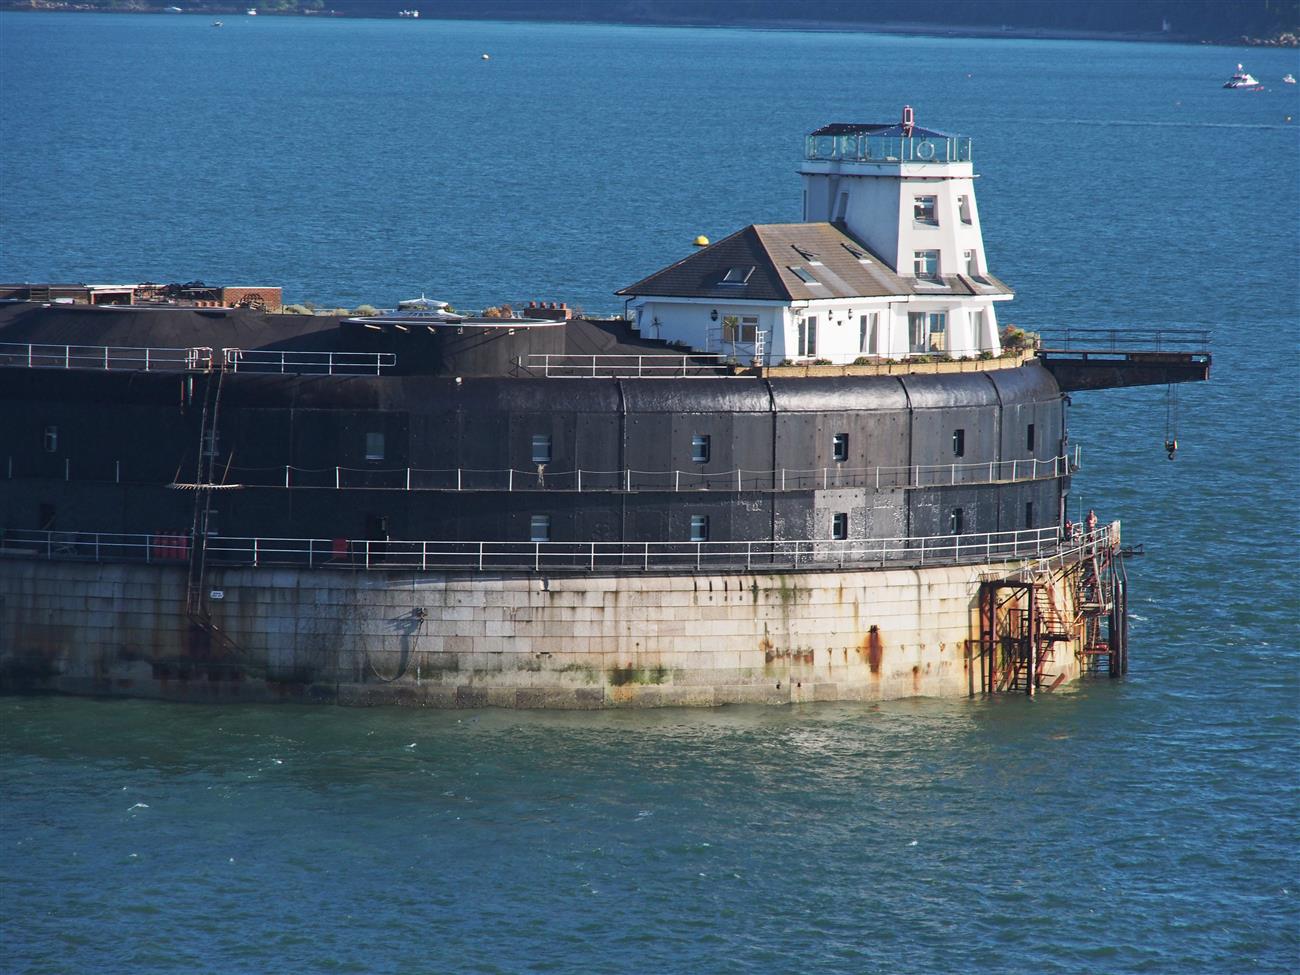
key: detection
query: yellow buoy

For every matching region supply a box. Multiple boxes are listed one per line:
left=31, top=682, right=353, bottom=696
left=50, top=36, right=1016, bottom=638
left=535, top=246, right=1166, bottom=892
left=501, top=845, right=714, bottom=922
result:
left=692, top=235, right=710, bottom=247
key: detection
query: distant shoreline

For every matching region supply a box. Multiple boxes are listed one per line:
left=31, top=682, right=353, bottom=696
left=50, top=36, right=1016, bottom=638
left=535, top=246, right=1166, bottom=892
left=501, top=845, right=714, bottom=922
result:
left=1, top=4, right=1295, bottom=48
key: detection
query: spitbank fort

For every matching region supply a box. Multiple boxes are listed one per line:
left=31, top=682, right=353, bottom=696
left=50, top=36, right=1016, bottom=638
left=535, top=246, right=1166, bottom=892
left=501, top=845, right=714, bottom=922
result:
left=0, top=110, right=1210, bottom=707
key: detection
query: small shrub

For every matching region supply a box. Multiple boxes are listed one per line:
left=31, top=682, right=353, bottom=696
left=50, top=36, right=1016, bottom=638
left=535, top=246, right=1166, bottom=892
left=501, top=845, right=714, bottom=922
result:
left=283, top=304, right=312, bottom=315
left=352, top=304, right=379, bottom=316
left=812, top=358, right=833, bottom=365
left=852, top=356, right=872, bottom=365
left=978, top=350, right=994, bottom=360
left=910, top=354, right=933, bottom=364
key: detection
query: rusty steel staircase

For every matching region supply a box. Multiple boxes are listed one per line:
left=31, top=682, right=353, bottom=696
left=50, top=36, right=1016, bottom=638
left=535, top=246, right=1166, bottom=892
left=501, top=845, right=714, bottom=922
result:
left=979, top=536, right=1128, bottom=695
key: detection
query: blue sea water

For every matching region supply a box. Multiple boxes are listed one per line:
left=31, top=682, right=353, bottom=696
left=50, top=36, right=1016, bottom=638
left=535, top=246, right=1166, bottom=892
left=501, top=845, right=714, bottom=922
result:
left=1, top=12, right=1298, bottom=974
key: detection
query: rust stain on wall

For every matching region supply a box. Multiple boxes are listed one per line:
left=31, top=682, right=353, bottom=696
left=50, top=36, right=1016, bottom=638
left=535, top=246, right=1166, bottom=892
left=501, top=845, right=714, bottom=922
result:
left=860, top=625, right=884, bottom=675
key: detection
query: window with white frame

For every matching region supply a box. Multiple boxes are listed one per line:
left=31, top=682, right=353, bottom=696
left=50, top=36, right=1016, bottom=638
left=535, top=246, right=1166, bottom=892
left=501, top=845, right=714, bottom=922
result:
left=913, top=250, right=940, bottom=279
left=798, top=316, right=818, bottom=356
left=858, top=312, right=879, bottom=355
left=530, top=515, right=551, bottom=542
left=928, top=312, right=947, bottom=352
left=691, top=434, right=710, bottom=463
left=913, top=195, right=938, bottom=225
left=832, top=512, right=848, bottom=540
left=723, top=316, right=759, bottom=343
left=832, top=433, right=849, bottom=463
left=531, top=434, right=552, bottom=464
left=690, top=515, right=709, bottom=542
left=909, top=312, right=927, bottom=353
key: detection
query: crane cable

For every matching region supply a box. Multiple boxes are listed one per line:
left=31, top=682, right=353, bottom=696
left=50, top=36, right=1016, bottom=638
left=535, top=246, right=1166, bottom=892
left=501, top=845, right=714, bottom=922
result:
left=1164, top=384, right=1179, bottom=460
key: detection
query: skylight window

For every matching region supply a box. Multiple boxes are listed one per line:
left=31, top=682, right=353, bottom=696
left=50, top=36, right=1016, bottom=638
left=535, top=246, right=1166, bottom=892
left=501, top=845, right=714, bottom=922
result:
left=842, top=243, right=871, bottom=262
left=721, top=266, right=754, bottom=285
left=789, top=266, right=821, bottom=285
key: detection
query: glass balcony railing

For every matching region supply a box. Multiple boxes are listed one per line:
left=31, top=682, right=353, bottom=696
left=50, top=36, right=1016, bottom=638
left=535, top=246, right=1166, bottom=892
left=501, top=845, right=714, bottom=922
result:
left=805, top=133, right=972, bottom=164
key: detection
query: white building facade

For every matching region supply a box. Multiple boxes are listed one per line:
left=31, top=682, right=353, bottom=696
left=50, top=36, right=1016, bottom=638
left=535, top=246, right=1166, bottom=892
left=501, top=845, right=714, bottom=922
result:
left=620, top=111, right=1014, bottom=364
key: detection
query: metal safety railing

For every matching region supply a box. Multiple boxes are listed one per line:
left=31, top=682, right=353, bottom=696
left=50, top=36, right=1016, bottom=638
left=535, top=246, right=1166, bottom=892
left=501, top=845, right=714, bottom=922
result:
left=222, top=349, right=396, bottom=375
left=525, top=353, right=728, bottom=378
left=1035, top=328, right=1211, bottom=355
left=3, top=450, right=1080, bottom=493
left=0, top=524, right=1116, bottom=575
left=0, top=342, right=396, bottom=375
left=0, top=342, right=212, bottom=371
left=235, top=451, right=1078, bottom=492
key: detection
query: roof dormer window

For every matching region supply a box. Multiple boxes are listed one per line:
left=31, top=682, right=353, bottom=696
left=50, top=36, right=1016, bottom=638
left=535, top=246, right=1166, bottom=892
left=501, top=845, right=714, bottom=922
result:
left=721, top=266, right=755, bottom=285
left=913, top=250, right=940, bottom=279
left=789, top=266, right=821, bottom=285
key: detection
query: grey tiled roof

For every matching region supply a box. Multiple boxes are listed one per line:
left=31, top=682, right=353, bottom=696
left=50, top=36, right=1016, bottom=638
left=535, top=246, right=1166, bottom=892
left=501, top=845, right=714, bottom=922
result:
left=617, top=223, right=1012, bottom=302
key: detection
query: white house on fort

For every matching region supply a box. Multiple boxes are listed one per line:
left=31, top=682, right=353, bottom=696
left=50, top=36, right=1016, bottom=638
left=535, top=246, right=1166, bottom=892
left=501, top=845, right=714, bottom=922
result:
left=618, top=108, right=1013, bottom=364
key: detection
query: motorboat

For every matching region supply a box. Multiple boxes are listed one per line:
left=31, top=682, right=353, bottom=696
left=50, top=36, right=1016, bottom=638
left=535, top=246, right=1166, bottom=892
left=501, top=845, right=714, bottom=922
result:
left=1284, top=74, right=1296, bottom=85
left=1223, top=64, right=1263, bottom=90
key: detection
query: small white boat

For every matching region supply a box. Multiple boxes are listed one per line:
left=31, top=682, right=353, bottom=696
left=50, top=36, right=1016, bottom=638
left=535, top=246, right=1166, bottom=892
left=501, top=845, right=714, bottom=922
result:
left=1223, top=64, right=1263, bottom=90
left=1284, top=74, right=1297, bottom=85
left=246, top=8, right=258, bottom=15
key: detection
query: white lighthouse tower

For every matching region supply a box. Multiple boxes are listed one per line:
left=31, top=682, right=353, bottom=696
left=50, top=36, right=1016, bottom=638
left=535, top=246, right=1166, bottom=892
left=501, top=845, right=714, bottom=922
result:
left=801, top=106, right=991, bottom=284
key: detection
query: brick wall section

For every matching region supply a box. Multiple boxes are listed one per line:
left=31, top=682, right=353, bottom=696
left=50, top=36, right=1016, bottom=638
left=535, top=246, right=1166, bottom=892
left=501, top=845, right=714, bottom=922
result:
left=0, top=558, right=1082, bottom=707
left=220, top=287, right=282, bottom=312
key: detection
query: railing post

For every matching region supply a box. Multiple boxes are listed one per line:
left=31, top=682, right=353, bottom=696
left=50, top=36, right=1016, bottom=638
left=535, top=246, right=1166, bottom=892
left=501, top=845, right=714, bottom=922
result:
left=737, top=468, right=742, bottom=492
left=285, top=465, right=290, bottom=488
left=1012, top=459, right=1017, bottom=481
left=422, top=541, right=427, bottom=572
left=626, top=469, right=631, bottom=492
left=590, top=543, right=595, bottom=571
left=675, top=470, right=680, bottom=492
left=95, top=535, right=100, bottom=562
left=65, top=458, right=70, bottom=482
left=535, top=544, right=540, bottom=572
left=253, top=537, right=259, bottom=567
left=988, top=461, right=994, bottom=482
left=1033, top=458, right=1038, bottom=479
left=65, top=345, right=70, bottom=369
left=478, top=543, right=483, bottom=571
left=457, top=468, right=462, bottom=491
left=335, top=466, right=340, bottom=489
left=145, top=347, right=151, bottom=371
left=308, top=538, right=314, bottom=567
left=577, top=469, right=582, bottom=492
left=103, top=347, right=108, bottom=369
left=781, top=468, right=786, bottom=491
left=644, top=542, right=649, bottom=571
left=509, top=468, right=514, bottom=491
left=406, top=467, right=411, bottom=491
left=365, top=540, right=371, bottom=570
